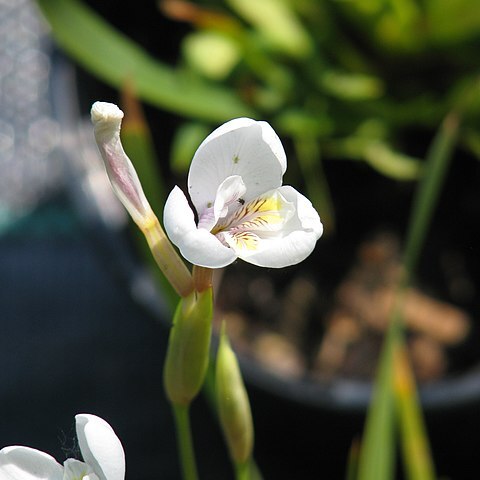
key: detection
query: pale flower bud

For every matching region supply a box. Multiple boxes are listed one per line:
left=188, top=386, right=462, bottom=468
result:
left=164, top=288, right=213, bottom=405
left=91, top=101, right=154, bottom=229
left=216, top=325, right=254, bottom=465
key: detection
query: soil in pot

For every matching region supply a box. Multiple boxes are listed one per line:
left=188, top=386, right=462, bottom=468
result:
left=214, top=151, right=480, bottom=390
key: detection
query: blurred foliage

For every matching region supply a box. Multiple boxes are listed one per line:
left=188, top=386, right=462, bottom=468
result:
left=162, top=0, right=480, bottom=234
left=38, top=0, right=480, bottom=234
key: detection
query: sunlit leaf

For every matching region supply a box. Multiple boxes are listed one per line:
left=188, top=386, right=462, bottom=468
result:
left=319, top=70, right=384, bottom=101
left=227, top=0, right=313, bottom=58
left=183, top=31, right=241, bottom=80
left=363, top=143, right=423, bottom=180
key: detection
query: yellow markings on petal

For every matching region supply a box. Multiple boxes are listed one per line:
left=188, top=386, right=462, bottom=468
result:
left=226, top=231, right=260, bottom=251
left=212, top=190, right=294, bottom=255
left=229, top=191, right=293, bottom=231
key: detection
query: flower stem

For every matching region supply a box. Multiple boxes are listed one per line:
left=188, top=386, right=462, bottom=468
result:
left=142, top=217, right=194, bottom=297
left=173, top=404, right=199, bottom=480
left=192, top=265, right=213, bottom=292
left=235, top=460, right=251, bottom=480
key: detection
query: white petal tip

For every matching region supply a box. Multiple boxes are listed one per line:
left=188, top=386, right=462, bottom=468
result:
left=76, top=413, right=125, bottom=480
left=91, top=102, right=124, bottom=126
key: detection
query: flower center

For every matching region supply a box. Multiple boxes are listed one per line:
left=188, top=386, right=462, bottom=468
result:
left=212, top=189, right=294, bottom=255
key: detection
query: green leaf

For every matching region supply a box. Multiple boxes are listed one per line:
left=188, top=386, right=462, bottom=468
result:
left=36, top=0, right=255, bottom=122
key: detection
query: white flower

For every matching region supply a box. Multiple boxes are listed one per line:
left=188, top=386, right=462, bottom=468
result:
left=164, top=118, right=323, bottom=268
left=0, top=414, right=125, bottom=480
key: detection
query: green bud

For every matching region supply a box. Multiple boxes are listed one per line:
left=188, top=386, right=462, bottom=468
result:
left=216, top=325, right=254, bottom=465
left=164, top=288, right=213, bottom=406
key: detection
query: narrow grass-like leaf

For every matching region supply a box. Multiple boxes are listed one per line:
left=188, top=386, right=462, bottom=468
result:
left=359, top=111, right=459, bottom=480
left=356, top=309, right=399, bottom=480
left=393, top=112, right=459, bottom=480
left=402, top=113, right=460, bottom=276
left=394, top=343, right=436, bottom=480
left=37, top=0, right=255, bottom=122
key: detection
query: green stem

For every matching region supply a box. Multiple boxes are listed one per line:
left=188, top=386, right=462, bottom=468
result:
left=235, top=460, right=251, bottom=480
left=173, top=404, right=199, bottom=480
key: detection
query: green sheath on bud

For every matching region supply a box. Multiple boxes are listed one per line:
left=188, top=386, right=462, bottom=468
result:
left=216, top=325, right=254, bottom=465
left=164, top=288, right=213, bottom=406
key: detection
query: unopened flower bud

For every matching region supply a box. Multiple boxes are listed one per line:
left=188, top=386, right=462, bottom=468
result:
left=216, top=325, right=254, bottom=465
left=91, top=101, right=154, bottom=229
left=164, top=289, right=213, bottom=405
left=91, top=101, right=193, bottom=297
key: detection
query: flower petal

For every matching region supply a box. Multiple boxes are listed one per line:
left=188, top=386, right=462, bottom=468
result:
left=0, top=446, right=63, bottom=480
left=197, top=175, right=246, bottom=231
left=164, top=186, right=237, bottom=268
left=240, top=186, right=323, bottom=268
left=63, top=459, right=97, bottom=480
left=188, top=118, right=287, bottom=217
left=75, top=414, right=125, bottom=480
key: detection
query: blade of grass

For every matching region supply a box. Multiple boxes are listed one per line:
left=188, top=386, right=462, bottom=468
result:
left=394, top=343, right=436, bottom=480
left=393, top=112, right=460, bottom=480
left=36, top=0, right=255, bottom=122
left=358, top=112, right=459, bottom=480
left=402, top=113, right=460, bottom=278
left=356, top=308, right=400, bottom=480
